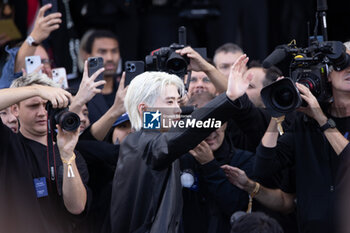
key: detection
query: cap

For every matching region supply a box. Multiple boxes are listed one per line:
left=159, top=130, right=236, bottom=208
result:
left=112, top=113, right=129, bottom=127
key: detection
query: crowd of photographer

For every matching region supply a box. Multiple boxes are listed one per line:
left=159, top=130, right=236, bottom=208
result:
left=1, top=2, right=350, bottom=233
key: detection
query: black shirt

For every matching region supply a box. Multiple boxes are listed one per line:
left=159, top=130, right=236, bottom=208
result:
left=0, top=119, right=90, bottom=233
left=254, top=112, right=350, bottom=233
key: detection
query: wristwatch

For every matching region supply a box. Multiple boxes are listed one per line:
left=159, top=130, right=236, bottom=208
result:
left=320, top=118, right=336, bottom=132
left=26, top=36, right=39, bottom=47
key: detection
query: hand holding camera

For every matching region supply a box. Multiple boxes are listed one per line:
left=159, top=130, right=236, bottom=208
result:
left=34, top=85, right=72, bottom=109
left=176, top=46, right=212, bottom=73
left=295, top=83, right=327, bottom=126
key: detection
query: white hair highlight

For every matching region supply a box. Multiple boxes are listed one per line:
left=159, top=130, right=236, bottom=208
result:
left=124, top=71, right=185, bottom=131
left=10, top=72, right=59, bottom=88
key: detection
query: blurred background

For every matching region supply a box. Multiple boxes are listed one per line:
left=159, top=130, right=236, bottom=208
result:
left=1, top=0, right=350, bottom=73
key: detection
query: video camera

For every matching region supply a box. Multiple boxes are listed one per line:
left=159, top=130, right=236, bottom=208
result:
left=260, top=0, right=350, bottom=117
left=125, top=26, right=206, bottom=86
left=46, top=102, right=81, bottom=132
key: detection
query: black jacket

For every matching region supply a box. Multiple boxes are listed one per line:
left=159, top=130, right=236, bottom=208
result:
left=254, top=112, right=350, bottom=233
left=110, top=94, right=238, bottom=233
left=181, top=136, right=254, bottom=233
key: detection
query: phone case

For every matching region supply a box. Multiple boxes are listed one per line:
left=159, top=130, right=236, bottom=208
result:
left=25, top=56, right=42, bottom=74
left=52, top=67, right=68, bottom=89
left=88, top=57, right=104, bottom=89
left=42, top=0, right=58, bottom=16
left=125, top=61, right=145, bottom=87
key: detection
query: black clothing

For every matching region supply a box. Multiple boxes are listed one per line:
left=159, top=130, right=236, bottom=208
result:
left=110, top=94, right=237, bottom=233
left=227, top=94, right=299, bottom=233
left=75, top=128, right=119, bottom=233
left=87, top=78, right=119, bottom=124
left=226, top=94, right=270, bottom=152
left=181, top=136, right=254, bottom=233
left=0, top=119, right=90, bottom=233
left=226, top=94, right=296, bottom=152
left=254, top=112, right=350, bottom=233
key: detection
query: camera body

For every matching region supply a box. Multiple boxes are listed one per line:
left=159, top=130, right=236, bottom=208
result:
left=261, top=40, right=350, bottom=117
left=125, top=26, right=207, bottom=82
left=145, top=43, right=190, bottom=78
left=290, top=58, right=329, bottom=102
left=46, top=102, right=81, bottom=132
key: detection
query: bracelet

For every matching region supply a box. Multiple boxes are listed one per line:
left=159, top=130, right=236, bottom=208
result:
left=246, top=182, right=260, bottom=213
left=272, top=115, right=285, bottom=135
left=61, top=153, right=76, bottom=178
left=250, top=182, right=261, bottom=198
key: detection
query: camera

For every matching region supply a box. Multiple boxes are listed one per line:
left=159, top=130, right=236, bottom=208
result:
left=261, top=40, right=350, bottom=117
left=126, top=26, right=206, bottom=81
left=261, top=0, right=350, bottom=117
left=46, top=102, right=81, bottom=131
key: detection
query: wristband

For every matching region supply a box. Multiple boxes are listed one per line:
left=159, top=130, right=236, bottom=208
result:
left=246, top=182, right=260, bottom=213
left=61, top=153, right=76, bottom=177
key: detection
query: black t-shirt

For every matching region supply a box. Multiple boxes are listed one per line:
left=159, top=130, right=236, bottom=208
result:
left=0, top=119, right=90, bottom=233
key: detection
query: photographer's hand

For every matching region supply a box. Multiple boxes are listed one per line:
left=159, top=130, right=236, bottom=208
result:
left=56, top=125, right=87, bottom=215
left=177, top=46, right=228, bottom=93
left=296, top=83, right=349, bottom=155
left=189, top=141, right=214, bottom=165
left=177, top=47, right=211, bottom=72
left=56, top=125, right=80, bottom=159
left=35, top=85, right=72, bottom=108
left=226, top=54, right=252, bottom=101
left=296, top=83, right=327, bottom=125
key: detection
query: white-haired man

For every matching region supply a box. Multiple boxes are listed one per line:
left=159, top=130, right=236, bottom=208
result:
left=0, top=73, right=89, bottom=233
left=110, top=52, right=252, bottom=233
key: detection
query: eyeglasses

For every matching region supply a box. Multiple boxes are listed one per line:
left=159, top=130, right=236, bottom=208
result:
left=41, top=59, right=53, bottom=65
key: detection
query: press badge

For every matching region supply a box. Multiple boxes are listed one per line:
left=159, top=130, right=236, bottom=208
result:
left=33, top=177, right=48, bottom=198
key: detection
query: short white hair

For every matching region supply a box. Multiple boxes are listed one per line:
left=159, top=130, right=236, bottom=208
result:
left=125, top=71, right=185, bottom=131
left=10, top=72, right=59, bottom=88
left=344, top=41, right=350, bottom=51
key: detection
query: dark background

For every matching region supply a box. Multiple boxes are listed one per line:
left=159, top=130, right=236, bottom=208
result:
left=3, top=0, right=350, bottom=76
left=69, top=0, right=350, bottom=61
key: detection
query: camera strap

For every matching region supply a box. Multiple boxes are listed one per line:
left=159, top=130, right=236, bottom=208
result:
left=46, top=114, right=59, bottom=193
left=185, top=70, right=191, bottom=92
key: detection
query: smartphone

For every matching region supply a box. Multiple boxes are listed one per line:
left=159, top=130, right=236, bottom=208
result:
left=25, top=55, right=42, bottom=74
left=42, top=0, right=58, bottom=17
left=52, top=67, right=68, bottom=89
left=88, top=57, right=104, bottom=89
left=125, top=61, right=145, bottom=87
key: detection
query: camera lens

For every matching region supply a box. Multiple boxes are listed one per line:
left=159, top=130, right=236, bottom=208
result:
left=166, top=52, right=187, bottom=74
left=55, top=110, right=81, bottom=131
left=272, top=87, right=294, bottom=109
left=262, top=78, right=302, bottom=115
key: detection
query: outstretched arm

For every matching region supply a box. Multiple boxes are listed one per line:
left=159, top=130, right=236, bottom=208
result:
left=222, top=165, right=295, bottom=213
left=296, top=83, right=349, bottom=155
left=177, top=47, right=229, bottom=93
left=57, top=125, right=87, bottom=214
left=151, top=55, right=253, bottom=170
left=15, top=4, right=62, bottom=73
left=69, top=60, right=105, bottom=114
left=0, top=85, right=72, bottom=110
left=90, top=73, right=127, bottom=140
